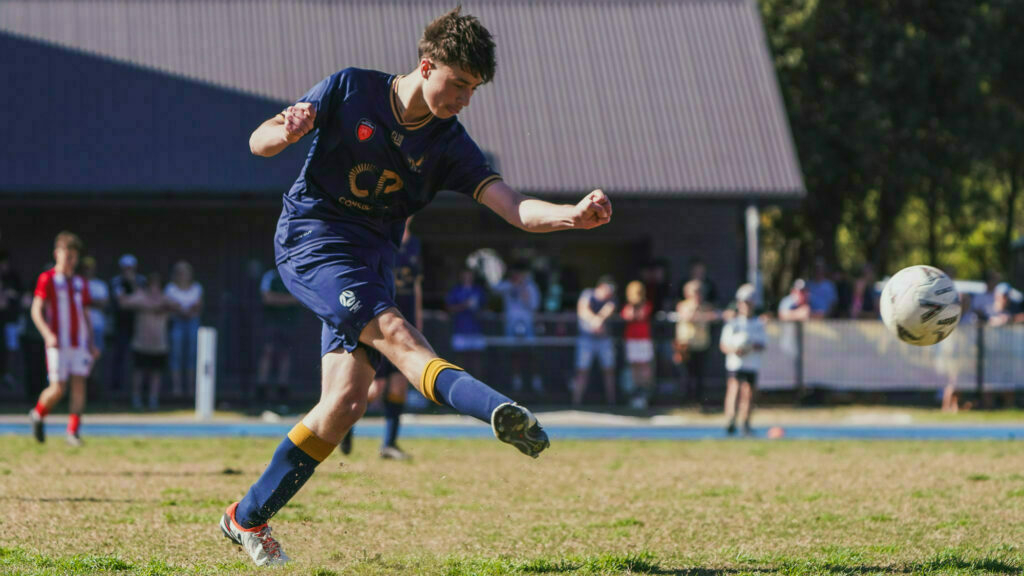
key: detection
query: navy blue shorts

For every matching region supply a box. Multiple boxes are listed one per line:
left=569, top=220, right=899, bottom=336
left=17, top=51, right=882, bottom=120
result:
left=277, top=243, right=397, bottom=366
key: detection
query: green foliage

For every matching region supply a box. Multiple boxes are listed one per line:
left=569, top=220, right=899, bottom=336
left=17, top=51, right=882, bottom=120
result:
left=757, top=0, right=1024, bottom=290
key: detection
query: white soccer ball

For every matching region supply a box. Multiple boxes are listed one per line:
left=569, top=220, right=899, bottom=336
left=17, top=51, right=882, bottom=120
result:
left=880, top=265, right=961, bottom=346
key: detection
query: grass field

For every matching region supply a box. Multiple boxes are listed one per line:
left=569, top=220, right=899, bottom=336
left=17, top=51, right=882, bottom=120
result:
left=2, top=435, right=1024, bottom=575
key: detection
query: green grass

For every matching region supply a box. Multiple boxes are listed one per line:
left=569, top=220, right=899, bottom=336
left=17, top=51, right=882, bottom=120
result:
left=2, top=436, right=1024, bottom=575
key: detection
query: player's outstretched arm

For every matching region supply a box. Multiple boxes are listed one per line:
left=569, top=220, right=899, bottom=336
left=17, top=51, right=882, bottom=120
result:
left=249, top=103, right=316, bottom=157
left=479, top=181, right=612, bottom=233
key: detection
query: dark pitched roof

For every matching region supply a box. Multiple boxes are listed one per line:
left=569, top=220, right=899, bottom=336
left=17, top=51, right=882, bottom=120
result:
left=0, top=0, right=804, bottom=197
left=0, top=32, right=309, bottom=194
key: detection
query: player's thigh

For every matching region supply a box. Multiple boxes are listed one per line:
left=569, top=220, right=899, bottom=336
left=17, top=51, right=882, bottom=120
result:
left=358, top=308, right=436, bottom=379
left=320, top=346, right=376, bottom=409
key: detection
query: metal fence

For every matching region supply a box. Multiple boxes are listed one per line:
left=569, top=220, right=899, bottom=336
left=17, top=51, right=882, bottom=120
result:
left=3, top=305, right=1023, bottom=407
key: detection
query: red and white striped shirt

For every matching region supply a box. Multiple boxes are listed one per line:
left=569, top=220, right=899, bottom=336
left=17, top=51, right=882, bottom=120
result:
left=35, top=269, right=92, bottom=349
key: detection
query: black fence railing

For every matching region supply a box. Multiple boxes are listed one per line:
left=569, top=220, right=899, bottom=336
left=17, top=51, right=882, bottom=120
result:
left=2, top=307, right=1022, bottom=408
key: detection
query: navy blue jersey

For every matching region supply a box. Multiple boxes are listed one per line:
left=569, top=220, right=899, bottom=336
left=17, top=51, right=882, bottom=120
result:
left=275, top=68, right=502, bottom=261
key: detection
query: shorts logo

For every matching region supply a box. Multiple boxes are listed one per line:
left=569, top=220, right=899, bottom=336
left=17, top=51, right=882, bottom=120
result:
left=357, top=119, right=375, bottom=142
left=339, top=290, right=363, bottom=313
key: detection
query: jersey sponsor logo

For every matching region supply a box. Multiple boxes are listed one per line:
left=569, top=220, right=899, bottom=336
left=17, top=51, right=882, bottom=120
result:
left=347, top=163, right=404, bottom=200
left=390, top=131, right=404, bottom=147
left=339, top=290, right=362, bottom=313
left=357, top=119, right=376, bottom=142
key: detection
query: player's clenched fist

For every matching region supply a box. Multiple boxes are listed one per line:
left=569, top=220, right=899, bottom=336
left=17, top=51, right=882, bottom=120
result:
left=283, top=103, right=316, bottom=143
left=572, top=189, right=612, bottom=229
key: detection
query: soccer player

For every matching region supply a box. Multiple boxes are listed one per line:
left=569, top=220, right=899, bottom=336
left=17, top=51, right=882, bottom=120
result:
left=218, top=8, right=612, bottom=566
left=340, top=217, right=422, bottom=460
left=28, top=232, right=99, bottom=446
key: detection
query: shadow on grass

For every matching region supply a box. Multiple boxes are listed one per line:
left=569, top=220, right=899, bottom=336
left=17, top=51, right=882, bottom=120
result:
left=434, top=552, right=1024, bottom=576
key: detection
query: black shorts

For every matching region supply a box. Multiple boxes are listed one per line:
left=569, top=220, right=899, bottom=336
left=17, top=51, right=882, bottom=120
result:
left=727, top=370, right=758, bottom=387
left=135, top=351, right=167, bottom=371
left=378, top=353, right=411, bottom=378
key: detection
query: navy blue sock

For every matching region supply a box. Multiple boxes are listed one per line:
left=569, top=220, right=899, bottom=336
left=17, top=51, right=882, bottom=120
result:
left=424, top=359, right=512, bottom=423
left=235, top=422, right=333, bottom=528
left=382, top=399, right=403, bottom=448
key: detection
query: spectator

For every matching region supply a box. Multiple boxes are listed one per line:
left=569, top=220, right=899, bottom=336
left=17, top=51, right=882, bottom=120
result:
left=988, top=283, right=1015, bottom=327
left=687, top=257, right=718, bottom=305
left=972, top=270, right=1002, bottom=322
left=719, top=284, right=766, bottom=435
left=80, top=257, right=108, bottom=358
left=573, top=276, right=617, bottom=405
left=849, top=264, right=879, bottom=319
left=257, top=267, right=300, bottom=406
left=674, top=279, right=718, bottom=406
left=0, top=249, right=23, bottom=389
left=642, top=260, right=673, bottom=312
left=122, top=271, right=171, bottom=410
left=165, top=261, right=203, bottom=399
left=806, top=258, right=838, bottom=318
left=777, top=278, right=810, bottom=360
left=495, top=264, right=542, bottom=394
left=110, top=254, right=145, bottom=392
left=446, top=268, right=488, bottom=377
left=622, top=281, right=654, bottom=409
left=778, top=279, right=811, bottom=321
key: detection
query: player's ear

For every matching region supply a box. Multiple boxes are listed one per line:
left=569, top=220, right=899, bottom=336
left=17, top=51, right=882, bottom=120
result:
left=420, top=59, right=433, bottom=78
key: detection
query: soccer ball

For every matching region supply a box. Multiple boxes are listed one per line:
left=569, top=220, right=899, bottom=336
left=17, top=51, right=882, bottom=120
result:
left=880, top=265, right=961, bottom=346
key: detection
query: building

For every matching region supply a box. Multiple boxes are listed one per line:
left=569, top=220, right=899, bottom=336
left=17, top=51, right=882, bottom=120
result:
left=0, top=0, right=804, bottom=398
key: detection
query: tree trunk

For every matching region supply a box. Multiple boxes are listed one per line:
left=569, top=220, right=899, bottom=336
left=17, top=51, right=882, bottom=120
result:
left=927, top=180, right=939, bottom=268
left=1002, top=162, right=1020, bottom=271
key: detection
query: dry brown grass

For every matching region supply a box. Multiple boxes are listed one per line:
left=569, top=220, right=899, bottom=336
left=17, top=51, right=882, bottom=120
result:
left=2, top=436, right=1023, bottom=575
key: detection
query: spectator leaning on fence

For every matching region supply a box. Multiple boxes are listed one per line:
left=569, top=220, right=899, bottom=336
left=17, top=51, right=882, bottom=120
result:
left=573, top=276, right=617, bottom=406
left=674, top=279, right=718, bottom=407
left=122, top=271, right=172, bottom=411
left=165, top=261, right=203, bottom=399
left=621, top=280, right=654, bottom=409
left=494, top=264, right=543, bottom=394
left=806, top=258, right=838, bottom=318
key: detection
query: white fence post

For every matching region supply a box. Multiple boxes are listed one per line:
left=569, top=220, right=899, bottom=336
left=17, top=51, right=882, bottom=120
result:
left=196, top=326, right=217, bottom=421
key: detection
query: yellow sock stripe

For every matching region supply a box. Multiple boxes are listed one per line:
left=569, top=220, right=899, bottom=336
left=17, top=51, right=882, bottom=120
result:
left=287, top=422, right=335, bottom=463
left=420, top=358, right=464, bottom=405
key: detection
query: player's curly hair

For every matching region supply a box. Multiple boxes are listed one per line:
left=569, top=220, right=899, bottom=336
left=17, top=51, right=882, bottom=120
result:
left=418, top=7, right=496, bottom=84
left=54, top=231, right=83, bottom=253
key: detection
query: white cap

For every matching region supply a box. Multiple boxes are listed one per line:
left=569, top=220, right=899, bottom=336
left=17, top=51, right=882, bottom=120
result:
left=118, top=254, right=137, bottom=268
left=735, top=283, right=756, bottom=303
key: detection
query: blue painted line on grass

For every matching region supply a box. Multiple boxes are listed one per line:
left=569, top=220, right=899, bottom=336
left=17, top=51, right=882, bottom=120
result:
left=1, top=423, right=1023, bottom=440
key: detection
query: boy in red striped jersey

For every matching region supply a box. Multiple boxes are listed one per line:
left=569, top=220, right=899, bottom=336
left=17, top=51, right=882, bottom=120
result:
left=29, top=231, right=99, bottom=446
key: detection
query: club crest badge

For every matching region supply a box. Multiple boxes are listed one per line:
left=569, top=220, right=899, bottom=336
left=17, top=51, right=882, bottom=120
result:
left=356, top=119, right=375, bottom=142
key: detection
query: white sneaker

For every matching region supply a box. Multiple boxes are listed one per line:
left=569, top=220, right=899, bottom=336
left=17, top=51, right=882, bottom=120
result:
left=219, top=502, right=290, bottom=566
left=65, top=432, right=83, bottom=447
left=491, top=402, right=550, bottom=458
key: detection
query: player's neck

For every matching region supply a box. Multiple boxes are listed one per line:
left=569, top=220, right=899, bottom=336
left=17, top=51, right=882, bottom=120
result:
left=54, top=264, right=73, bottom=276
left=395, top=72, right=432, bottom=125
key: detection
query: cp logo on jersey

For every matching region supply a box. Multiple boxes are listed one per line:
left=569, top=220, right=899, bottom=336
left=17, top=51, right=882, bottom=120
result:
left=357, top=119, right=375, bottom=142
